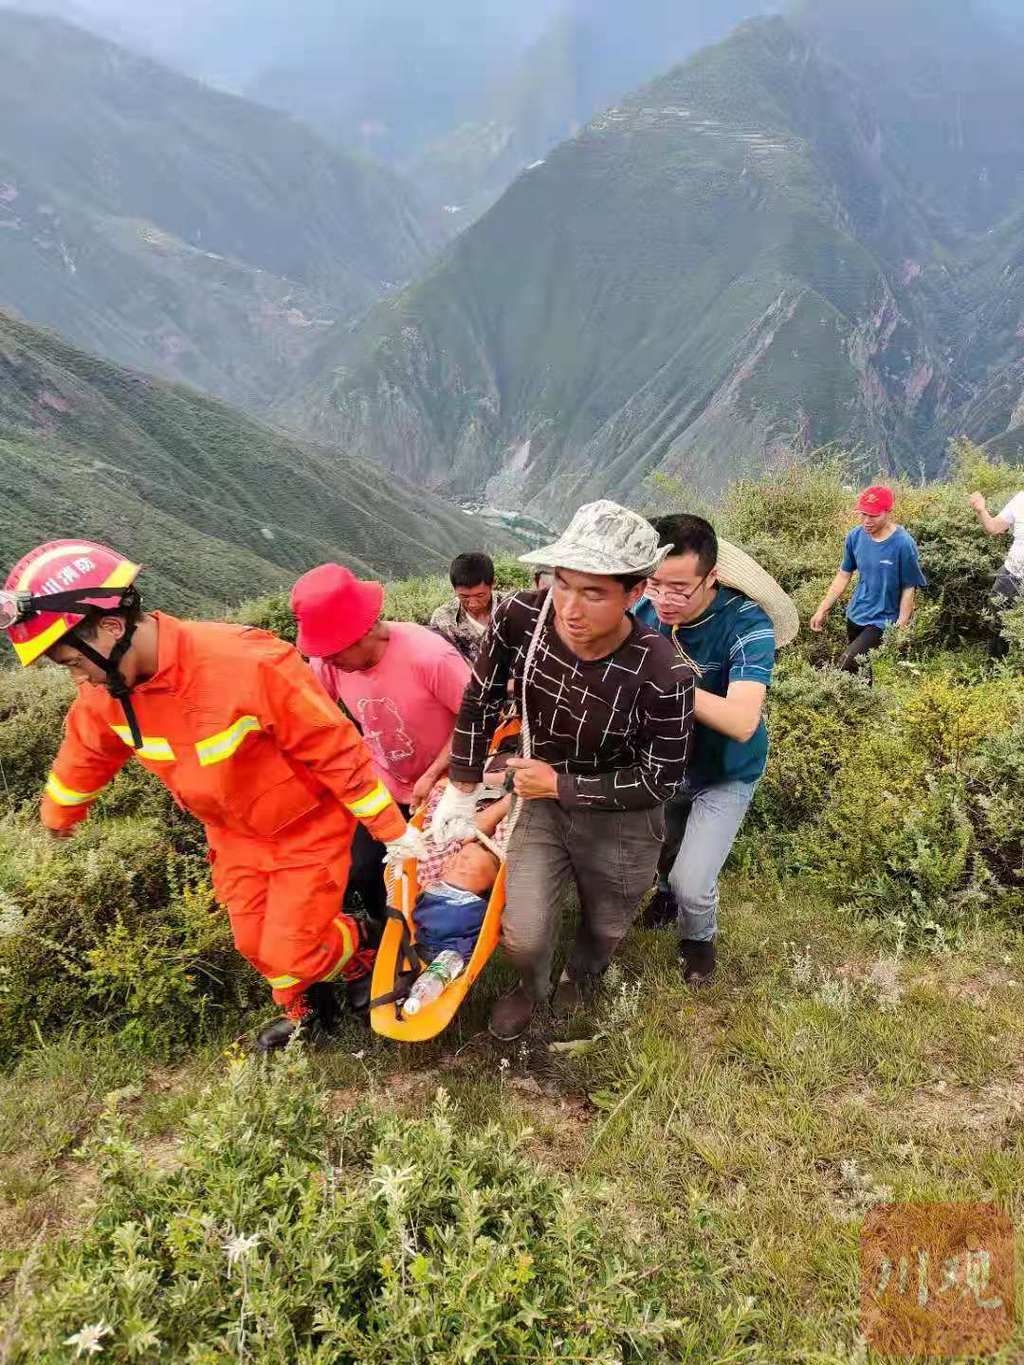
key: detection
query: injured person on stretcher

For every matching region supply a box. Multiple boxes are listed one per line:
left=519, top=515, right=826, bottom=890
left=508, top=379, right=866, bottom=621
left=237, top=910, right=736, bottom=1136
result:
left=413, top=783, right=511, bottom=962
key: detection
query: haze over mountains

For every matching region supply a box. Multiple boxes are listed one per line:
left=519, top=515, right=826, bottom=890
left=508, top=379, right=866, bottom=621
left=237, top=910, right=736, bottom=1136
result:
left=0, top=8, right=441, bottom=410
left=10, top=0, right=779, bottom=216
left=275, top=1, right=1024, bottom=518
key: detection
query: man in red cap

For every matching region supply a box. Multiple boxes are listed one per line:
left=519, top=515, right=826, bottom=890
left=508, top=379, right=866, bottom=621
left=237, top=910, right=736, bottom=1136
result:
left=810, top=486, right=927, bottom=675
left=291, top=564, right=471, bottom=924
left=0, top=540, right=430, bottom=1052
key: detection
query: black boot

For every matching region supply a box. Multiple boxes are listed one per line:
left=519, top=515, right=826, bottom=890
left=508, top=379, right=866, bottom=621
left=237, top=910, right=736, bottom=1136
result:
left=639, top=888, right=677, bottom=930
left=256, top=983, right=343, bottom=1053
left=346, top=967, right=417, bottom=1021
left=679, top=938, right=717, bottom=986
left=256, top=1016, right=302, bottom=1052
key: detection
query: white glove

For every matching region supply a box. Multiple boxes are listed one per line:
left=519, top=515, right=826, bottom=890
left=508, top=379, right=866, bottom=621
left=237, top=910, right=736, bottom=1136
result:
left=383, top=825, right=430, bottom=871
left=429, top=781, right=486, bottom=847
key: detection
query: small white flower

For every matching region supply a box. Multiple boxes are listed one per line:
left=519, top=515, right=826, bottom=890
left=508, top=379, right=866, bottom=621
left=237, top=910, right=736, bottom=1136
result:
left=499, top=1057, right=511, bottom=1073
left=64, top=1322, right=112, bottom=1357
left=223, top=1231, right=260, bottom=1268
left=351, top=1049, right=366, bottom=1060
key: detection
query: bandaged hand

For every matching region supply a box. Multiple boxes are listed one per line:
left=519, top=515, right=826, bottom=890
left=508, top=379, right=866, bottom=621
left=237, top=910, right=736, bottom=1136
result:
left=430, top=781, right=486, bottom=846
left=383, top=825, right=430, bottom=871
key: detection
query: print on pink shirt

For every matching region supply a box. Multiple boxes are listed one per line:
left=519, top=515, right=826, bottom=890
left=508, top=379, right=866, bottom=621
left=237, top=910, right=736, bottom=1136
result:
left=356, top=696, right=415, bottom=767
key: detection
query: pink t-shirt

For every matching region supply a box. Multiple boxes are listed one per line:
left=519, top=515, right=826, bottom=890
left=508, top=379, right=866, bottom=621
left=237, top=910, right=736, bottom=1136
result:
left=310, top=622, right=471, bottom=805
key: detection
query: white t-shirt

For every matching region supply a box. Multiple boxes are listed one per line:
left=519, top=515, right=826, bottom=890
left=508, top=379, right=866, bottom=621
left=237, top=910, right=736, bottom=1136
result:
left=999, top=491, right=1024, bottom=578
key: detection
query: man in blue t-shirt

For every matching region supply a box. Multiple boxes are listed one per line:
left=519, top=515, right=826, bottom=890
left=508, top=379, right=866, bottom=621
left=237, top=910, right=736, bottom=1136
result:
left=810, top=486, right=927, bottom=675
left=634, top=515, right=777, bottom=986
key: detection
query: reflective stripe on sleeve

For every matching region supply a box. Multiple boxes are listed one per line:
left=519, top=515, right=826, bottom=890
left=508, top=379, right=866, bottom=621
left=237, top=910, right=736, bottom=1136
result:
left=267, top=973, right=301, bottom=990
left=111, top=726, right=175, bottom=761
left=345, top=781, right=393, bottom=820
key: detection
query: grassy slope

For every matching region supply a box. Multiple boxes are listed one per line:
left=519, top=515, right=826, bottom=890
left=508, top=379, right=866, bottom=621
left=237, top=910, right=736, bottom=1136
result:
left=2, top=886, right=1022, bottom=1360
left=0, top=309, right=502, bottom=615
left=0, top=7, right=441, bottom=409
left=1, top=456, right=1021, bottom=1356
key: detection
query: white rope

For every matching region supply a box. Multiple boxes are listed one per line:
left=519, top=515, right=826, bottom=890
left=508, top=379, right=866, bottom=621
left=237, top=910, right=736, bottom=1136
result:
left=503, top=589, right=555, bottom=844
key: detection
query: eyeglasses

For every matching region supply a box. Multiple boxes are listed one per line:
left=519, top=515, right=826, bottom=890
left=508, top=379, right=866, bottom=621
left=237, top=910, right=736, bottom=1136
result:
left=646, top=572, right=711, bottom=605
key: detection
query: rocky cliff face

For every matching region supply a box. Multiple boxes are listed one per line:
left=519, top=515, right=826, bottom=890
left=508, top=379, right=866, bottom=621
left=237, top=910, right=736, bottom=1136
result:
left=278, top=8, right=1024, bottom=520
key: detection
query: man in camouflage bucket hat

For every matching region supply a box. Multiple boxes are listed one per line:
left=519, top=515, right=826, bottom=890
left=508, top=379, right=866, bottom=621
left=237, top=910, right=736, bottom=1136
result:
left=433, top=500, right=696, bottom=1040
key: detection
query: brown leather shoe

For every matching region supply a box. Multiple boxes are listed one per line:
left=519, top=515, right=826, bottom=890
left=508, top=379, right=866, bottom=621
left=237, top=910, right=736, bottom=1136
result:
left=488, top=986, right=536, bottom=1040
left=551, top=977, right=584, bottom=1017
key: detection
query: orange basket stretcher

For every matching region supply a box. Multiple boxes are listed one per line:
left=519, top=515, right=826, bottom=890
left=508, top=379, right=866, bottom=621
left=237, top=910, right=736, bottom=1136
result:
left=369, top=720, right=518, bottom=1043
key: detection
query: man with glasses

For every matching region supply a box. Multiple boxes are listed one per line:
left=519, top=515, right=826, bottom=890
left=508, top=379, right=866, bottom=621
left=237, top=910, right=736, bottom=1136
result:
left=634, top=514, right=777, bottom=985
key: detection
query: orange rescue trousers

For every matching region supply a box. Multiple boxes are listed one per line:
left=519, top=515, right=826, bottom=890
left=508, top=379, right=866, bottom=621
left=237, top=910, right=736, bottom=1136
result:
left=211, top=832, right=375, bottom=1018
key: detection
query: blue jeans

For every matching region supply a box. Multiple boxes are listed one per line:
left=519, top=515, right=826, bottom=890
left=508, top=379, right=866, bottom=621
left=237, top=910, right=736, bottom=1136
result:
left=658, top=779, right=758, bottom=942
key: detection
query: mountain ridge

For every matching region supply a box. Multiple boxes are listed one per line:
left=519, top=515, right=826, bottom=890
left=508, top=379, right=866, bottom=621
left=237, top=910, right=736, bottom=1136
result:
left=275, top=8, right=1024, bottom=520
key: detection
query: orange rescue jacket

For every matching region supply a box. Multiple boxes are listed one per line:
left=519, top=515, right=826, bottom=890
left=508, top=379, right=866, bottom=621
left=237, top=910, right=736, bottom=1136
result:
left=41, top=613, right=407, bottom=851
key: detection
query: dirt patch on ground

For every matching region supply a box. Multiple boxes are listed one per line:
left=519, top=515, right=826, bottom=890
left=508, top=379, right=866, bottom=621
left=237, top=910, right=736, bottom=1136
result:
left=325, top=1066, right=595, bottom=1170
left=827, top=1065, right=1024, bottom=1138
left=902, top=1067, right=1024, bottom=1135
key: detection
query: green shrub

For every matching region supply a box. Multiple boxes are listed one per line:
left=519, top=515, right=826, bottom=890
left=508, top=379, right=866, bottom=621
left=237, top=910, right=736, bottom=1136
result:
left=237, top=553, right=534, bottom=638
left=0, top=668, right=74, bottom=810
left=741, top=659, right=1024, bottom=939
left=233, top=591, right=296, bottom=643
left=2, top=1049, right=678, bottom=1362
left=0, top=819, right=259, bottom=1061
left=740, top=659, right=883, bottom=867
left=964, top=719, right=1024, bottom=916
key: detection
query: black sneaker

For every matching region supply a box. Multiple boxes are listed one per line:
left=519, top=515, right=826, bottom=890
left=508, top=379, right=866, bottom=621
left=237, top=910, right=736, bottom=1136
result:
left=639, top=888, right=677, bottom=930
left=679, top=938, right=717, bottom=986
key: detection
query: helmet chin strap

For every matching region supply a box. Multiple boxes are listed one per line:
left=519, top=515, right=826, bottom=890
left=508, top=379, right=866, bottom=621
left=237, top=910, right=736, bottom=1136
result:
left=66, top=618, right=143, bottom=750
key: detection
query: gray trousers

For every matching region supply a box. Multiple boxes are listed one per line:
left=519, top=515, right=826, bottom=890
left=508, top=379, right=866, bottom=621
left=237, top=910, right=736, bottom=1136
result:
left=504, top=799, right=665, bottom=1001
left=659, top=779, right=758, bottom=942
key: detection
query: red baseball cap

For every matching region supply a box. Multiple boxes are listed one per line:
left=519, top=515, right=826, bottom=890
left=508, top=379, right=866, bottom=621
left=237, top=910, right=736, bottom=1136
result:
left=857, top=485, right=895, bottom=515
left=291, top=563, right=385, bottom=658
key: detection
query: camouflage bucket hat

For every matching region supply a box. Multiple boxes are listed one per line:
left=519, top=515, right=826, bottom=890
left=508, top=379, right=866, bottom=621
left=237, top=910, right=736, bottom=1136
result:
left=520, top=500, right=671, bottom=577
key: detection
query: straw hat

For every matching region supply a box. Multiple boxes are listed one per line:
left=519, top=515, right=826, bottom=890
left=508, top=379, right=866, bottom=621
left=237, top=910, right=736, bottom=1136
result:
left=520, top=500, right=670, bottom=577
left=716, top=539, right=800, bottom=647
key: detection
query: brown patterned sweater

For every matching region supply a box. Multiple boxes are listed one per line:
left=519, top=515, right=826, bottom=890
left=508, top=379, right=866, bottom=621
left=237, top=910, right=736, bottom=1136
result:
left=449, top=590, right=695, bottom=811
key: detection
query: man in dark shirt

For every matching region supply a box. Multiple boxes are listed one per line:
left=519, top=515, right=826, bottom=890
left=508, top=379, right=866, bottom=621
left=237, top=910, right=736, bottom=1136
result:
left=431, top=500, right=695, bottom=1040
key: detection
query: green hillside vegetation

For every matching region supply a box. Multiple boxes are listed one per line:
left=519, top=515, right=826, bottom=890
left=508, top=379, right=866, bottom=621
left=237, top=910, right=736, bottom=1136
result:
left=278, top=6, right=1024, bottom=523
left=0, top=310, right=505, bottom=615
left=0, top=8, right=442, bottom=410
left=0, top=453, right=1022, bottom=1358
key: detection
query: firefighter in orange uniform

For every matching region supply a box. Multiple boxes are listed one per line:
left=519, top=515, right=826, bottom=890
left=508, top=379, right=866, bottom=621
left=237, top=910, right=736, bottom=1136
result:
left=0, top=540, right=428, bottom=1051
